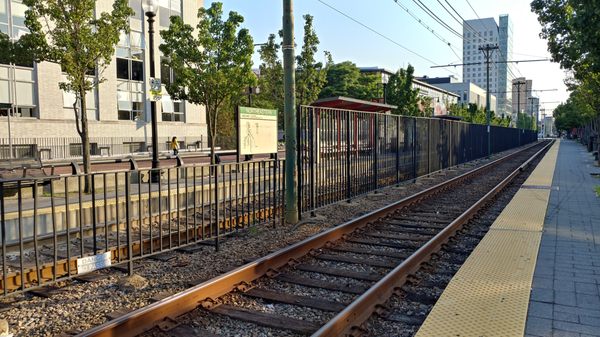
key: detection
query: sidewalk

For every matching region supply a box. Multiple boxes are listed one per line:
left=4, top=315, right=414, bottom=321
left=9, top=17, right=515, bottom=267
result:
left=526, top=140, right=600, bottom=337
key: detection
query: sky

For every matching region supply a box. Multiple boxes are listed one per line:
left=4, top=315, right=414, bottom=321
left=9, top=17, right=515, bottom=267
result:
left=207, top=0, right=569, bottom=116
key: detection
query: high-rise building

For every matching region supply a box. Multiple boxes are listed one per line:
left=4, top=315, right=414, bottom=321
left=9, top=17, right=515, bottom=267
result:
left=511, top=77, right=533, bottom=115
left=462, top=15, right=513, bottom=117
left=0, top=0, right=207, bottom=159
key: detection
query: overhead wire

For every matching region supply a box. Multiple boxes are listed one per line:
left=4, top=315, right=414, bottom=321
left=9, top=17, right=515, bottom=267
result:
left=409, top=0, right=462, bottom=38
left=391, top=0, right=462, bottom=62
left=315, top=0, right=460, bottom=76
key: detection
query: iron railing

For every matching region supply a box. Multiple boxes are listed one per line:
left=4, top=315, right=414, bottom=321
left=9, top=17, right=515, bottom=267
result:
left=0, top=106, right=538, bottom=297
left=0, top=158, right=284, bottom=296
left=0, top=136, right=207, bottom=161
left=297, top=106, right=537, bottom=214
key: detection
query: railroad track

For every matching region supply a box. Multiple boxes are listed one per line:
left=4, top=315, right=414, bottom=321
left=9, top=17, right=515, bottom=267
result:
left=74, top=140, right=552, bottom=337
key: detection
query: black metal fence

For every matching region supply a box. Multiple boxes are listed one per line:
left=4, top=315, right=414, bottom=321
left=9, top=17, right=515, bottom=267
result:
left=297, top=106, right=537, bottom=214
left=0, top=106, right=538, bottom=297
left=0, top=159, right=284, bottom=296
left=0, top=136, right=207, bottom=161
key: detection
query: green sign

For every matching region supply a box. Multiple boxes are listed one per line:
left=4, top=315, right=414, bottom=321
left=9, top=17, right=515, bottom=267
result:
left=238, top=106, right=278, bottom=155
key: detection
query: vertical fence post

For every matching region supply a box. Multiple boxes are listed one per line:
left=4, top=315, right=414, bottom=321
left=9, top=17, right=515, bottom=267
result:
left=413, top=118, right=417, bottom=181
left=396, top=116, right=400, bottom=185
left=1, top=182, right=7, bottom=296
left=346, top=110, right=351, bottom=200
left=373, top=113, right=379, bottom=192
left=427, top=119, right=432, bottom=174
left=296, top=106, right=303, bottom=219
left=125, top=172, right=133, bottom=275
left=214, top=163, right=220, bottom=252
left=309, top=108, right=315, bottom=216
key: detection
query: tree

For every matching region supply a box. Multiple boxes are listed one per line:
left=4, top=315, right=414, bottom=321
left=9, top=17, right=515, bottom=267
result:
left=531, top=0, right=600, bottom=80
left=319, top=61, right=381, bottom=100
left=448, top=103, right=511, bottom=127
left=160, top=2, right=255, bottom=164
left=387, top=65, right=420, bottom=116
left=296, top=14, right=327, bottom=106
left=254, top=33, right=284, bottom=128
left=0, top=32, right=35, bottom=67
left=532, top=0, right=600, bottom=136
left=24, top=0, right=133, bottom=192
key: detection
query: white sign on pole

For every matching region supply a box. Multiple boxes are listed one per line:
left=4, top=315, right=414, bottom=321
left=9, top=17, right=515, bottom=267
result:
left=238, top=106, right=278, bottom=155
left=77, top=251, right=112, bottom=274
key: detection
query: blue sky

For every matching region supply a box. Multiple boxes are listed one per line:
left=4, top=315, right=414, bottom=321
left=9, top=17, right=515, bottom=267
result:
left=207, top=0, right=568, bottom=115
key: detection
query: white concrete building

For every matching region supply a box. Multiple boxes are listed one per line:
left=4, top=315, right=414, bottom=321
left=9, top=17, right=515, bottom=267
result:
left=411, top=79, right=459, bottom=116
left=0, top=0, right=207, bottom=159
left=462, top=15, right=513, bottom=117
left=358, top=67, right=459, bottom=116
left=417, top=76, right=497, bottom=113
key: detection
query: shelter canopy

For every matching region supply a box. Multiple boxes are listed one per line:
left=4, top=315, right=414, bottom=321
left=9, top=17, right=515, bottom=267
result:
left=311, top=96, right=397, bottom=113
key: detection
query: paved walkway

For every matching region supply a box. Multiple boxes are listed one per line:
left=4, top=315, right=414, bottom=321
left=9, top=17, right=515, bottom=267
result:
left=526, top=140, right=600, bottom=337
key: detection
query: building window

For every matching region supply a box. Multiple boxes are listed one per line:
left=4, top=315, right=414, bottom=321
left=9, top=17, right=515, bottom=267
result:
left=159, top=0, right=182, bottom=27
left=62, top=74, right=98, bottom=118
left=117, top=28, right=145, bottom=121
left=161, top=95, right=184, bottom=122
left=0, top=0, right=37, bottom=118
left=158, top=0, right=186, bottom=122
left=0, top=0, right=27, bottom=39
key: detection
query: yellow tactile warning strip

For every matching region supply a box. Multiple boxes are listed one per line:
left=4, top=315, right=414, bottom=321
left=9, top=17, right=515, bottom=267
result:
left=491, top=189, right=550, bottom=232
left=415, top=140, right=560, bottom=337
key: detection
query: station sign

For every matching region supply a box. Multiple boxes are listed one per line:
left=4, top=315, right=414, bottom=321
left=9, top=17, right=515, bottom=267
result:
left=238, top=106, right=278, bottom=155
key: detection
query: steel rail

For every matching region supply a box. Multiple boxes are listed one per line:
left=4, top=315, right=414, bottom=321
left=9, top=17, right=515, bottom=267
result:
left=312, top=139, right=554, bottom=337
left=76, top=141, right=548, bottom=337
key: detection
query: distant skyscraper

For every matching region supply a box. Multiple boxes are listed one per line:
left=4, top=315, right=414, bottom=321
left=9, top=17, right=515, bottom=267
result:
left=462, top=15, right=513, bottom=117
left=511, top=77, right=533, bottom=115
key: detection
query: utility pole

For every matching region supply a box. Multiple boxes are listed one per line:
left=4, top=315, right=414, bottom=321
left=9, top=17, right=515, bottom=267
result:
left=513, top=79, right=527, bottom=129
left=283, top=0, right=298, bottom=224
left=479, top=43, right=498, bottom=158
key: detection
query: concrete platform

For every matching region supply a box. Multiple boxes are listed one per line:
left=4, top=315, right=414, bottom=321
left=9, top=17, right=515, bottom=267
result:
left=415, top=140, right=566, bottom=337
left=525, top=140, right=600, bottom=337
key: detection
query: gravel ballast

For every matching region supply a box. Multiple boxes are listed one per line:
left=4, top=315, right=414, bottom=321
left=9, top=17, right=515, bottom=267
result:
left=0, top=149, right=523, bottom=336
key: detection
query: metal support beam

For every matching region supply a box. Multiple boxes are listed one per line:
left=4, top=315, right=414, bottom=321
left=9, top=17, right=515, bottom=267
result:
left=283, top=0, right=298, bottom=224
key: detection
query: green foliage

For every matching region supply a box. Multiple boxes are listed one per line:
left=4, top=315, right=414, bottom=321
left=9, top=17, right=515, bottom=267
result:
left=516, top=113, right=535, bottom=130
left=531, top=0, right=600, bottom=80
left=24, top=0, right=132, bottom=96
left=160, top=2, right=255, bottom=161
left=387, top=65, right=420, bottom=116
left=595, top=186, right=600, bottom=197
left=23, top=0, right=132, bottom=184
left=295, top=14, right=327, bottom=106
left=319, top=61, right=381, bottom=101
left=448, top=103, right=512, bottom=127
left=254, top=33, right=284, bottom=127
left=0, top=32, right=35, bottom=67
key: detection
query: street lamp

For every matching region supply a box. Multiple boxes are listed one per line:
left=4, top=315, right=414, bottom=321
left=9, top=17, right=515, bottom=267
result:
left=144, top=0, right=160, bottom=181
left=381, top=72, right=390, bottom=104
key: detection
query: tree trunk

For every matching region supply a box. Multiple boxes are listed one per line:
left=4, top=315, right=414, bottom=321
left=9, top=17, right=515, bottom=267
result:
left=79, top=90, right=92, bottom=193
left=208, top=108, right=218, bottom=166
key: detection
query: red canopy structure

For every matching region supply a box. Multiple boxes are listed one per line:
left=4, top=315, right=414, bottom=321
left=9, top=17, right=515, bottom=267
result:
left=311, top=96, right=397, bottom=113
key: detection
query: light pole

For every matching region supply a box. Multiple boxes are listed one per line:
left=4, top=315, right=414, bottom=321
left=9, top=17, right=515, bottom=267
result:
left=479, top=43, right=498, bottom=158
left=144, top=0, right=159, bottom=181
left=381, top=72, right=389, bottom=104
left=513, top=79, right=526, bottom=128
left=283, top=0, right=298, bottom=224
